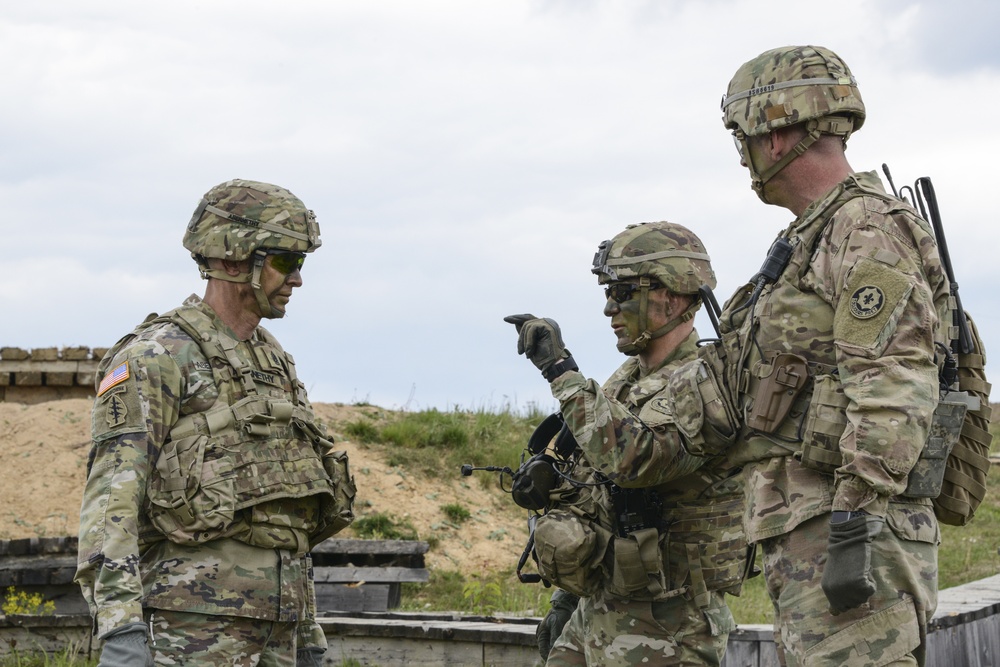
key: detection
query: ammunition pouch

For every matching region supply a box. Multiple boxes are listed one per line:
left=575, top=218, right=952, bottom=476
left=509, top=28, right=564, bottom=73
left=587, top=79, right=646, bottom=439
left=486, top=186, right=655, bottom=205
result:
left=533, top=480, right=613, bottom=597
left=798, top=373, right=849, bottom=473
left=666, top=355, right=739, bottom=457
left=606, top=528, right=669, bottom=599
left=902, top=392, right=967, bottom=499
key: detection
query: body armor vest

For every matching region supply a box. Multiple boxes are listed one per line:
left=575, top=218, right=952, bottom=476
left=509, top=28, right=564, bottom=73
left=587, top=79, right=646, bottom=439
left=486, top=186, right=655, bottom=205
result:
left=602, top=363, right=747, bottom=605
left=113, top=303, right=355, bottom=552
left=720, top=174, right=954, bottom=477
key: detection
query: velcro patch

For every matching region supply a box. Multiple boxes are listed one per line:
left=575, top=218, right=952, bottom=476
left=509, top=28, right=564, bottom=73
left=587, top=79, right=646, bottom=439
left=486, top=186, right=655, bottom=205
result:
left=97, top=362, right=130, bottom=396
left=835, top=256, right=914, bottom=353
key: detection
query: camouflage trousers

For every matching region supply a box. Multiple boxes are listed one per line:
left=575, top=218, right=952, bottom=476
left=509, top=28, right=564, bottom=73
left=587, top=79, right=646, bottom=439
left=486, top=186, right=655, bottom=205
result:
left=145, top=609, right=303, bottom=666
left=761, top=503, right=938, bottom=667
left=546, top=589, right=735, bottom=666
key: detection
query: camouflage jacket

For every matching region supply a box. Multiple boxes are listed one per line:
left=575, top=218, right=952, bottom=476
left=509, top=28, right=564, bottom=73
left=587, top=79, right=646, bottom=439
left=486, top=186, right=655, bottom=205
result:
left=719, top=171, right=951, bottom=542
left=550, top=331, right=746, bottom=599
left=75, top=295, right=333, bottom=645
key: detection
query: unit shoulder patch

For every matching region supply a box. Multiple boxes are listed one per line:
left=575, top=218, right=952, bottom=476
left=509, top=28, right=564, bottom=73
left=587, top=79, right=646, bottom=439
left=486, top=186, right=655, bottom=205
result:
left=849, top=285, right=886, bottom=319
left=834, top=255, right=914, bottom=355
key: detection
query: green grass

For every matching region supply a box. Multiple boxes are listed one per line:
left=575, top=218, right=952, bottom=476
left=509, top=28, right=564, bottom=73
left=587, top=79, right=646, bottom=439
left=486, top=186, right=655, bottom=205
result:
left=389, top=404, right=1000, bottom=625
left=338, top=405, right=546, bottom=483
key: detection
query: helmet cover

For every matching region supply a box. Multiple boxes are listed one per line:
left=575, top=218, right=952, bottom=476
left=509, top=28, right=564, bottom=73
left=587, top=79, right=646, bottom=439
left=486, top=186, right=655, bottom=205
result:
left=183, top=178, right=321, bottom=262
left=722, top=45, right=865, bottom=138
left=592, top=221, right=716, bottom=294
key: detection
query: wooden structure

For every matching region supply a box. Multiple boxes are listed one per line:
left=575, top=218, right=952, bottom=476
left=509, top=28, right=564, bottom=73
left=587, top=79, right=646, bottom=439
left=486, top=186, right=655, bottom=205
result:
left=3, top=573, right=1000, bottom=664
left=3, top=538, right=1000, bottom=664
left=0, top=347, right=106, bottom=404
left=0, top=535, right=428, bottom=617
left=310, top=538, right=429, bottom=612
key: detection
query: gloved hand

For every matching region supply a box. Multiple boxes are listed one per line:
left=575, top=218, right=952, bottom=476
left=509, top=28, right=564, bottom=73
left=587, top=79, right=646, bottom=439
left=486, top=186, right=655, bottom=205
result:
left=504, top=314, right=578, bottom=382
left=98, top=622, right=154, bottom=667
left=535, top=589, right=579, bottom=661
left=296, top=647, right=326, bottom=667
left=821, top=512, right=885, bottom=614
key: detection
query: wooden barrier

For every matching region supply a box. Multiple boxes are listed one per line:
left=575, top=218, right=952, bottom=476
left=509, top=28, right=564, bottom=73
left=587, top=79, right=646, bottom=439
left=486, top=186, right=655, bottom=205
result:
left=3, top=548, right=1000, bottom=665
left=0, top=536, right=428, bottom=617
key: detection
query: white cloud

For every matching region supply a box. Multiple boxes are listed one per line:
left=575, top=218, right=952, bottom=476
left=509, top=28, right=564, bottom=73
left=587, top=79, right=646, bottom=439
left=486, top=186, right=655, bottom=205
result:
left=2, top=0, right=998, bottom=409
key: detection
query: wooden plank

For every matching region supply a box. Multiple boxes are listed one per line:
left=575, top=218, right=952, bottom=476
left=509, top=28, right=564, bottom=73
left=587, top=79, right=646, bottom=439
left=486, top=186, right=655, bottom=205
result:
left=0, top=614, right=93, bottom=658
left=315, top=583, right=391, bottom=613
left=312, top=538, right=429, bottom=556
left=313, top=566, right=429, bottom=584
left=330, top=635, right=498, bottom=667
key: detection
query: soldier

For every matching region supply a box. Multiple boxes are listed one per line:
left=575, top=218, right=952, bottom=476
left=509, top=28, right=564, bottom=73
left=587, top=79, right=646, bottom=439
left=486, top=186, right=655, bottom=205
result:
left=719, top=46, right=949, bottom=665
left=75, top=179, right=355, bottom=667
left=505, top=222, right=747, bottom=666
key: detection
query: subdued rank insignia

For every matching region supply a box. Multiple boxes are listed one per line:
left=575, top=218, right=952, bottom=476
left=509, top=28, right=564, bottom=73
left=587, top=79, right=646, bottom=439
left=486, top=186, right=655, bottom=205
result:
left=849, top=285, right=885, bottom=319
left=105, top=388, right=128, bottom=428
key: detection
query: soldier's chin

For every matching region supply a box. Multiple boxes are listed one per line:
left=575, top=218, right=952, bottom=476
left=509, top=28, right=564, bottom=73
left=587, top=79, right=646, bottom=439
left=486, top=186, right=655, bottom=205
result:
left=265, top=303, right=288, bottom=319
left=615, top=337, right=640, bottom=356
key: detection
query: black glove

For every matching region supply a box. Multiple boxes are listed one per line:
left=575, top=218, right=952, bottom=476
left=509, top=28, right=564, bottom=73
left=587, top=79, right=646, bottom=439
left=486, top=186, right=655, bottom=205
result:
left=821, top=512, right=885, bottom=614
left=535, top=589, right=579, bottom=661
left=296, top=647, right=326, bottom=667
left=98, top=623, right=154, bottom=667
left=504, top=314, right=578, bottom=382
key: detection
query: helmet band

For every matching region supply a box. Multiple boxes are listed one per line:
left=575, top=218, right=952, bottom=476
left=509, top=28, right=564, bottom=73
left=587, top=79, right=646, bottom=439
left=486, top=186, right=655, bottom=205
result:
left=722, top=75, right=857, bottom=111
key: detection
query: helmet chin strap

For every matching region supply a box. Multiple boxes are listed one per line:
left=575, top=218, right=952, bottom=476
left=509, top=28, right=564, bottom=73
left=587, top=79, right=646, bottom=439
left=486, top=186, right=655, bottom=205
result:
left=249, top=251, right=283, bottom=319
left=617, top=281, right=700, bottom=356
left=746, top=116, right=855, bottom=204
left=195, top=251, right=283, bottom=319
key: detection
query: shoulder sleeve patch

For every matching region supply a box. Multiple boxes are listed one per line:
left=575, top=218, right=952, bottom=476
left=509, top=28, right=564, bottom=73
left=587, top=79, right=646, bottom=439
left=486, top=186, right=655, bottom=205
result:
left=835, top=255, right=914, bottom=356
left=97, top=362, right=130, bottom=396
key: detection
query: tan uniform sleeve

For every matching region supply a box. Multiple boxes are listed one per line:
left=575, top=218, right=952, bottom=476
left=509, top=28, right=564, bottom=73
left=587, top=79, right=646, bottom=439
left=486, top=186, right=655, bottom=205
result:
left=75, top=344, right=183, bottom=637
left=549, top=371, right=707, bottom=487
left=827, top=217, right=945, bottom=516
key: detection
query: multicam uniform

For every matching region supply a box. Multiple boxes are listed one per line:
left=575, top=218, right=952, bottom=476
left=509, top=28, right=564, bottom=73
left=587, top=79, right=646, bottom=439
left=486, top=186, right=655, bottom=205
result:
left=76, top=294, right=354, bottom=664
left=718, top=172, right=950, bottom=665
left=539, top=330, right=747, bottom=667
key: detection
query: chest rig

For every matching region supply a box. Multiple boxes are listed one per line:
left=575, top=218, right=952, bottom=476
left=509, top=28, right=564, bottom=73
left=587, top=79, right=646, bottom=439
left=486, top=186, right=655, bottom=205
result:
left=144, top=304, right=354, bottom=553
left=721, top=175, right=957, bottom=485
left=603, top=361, right=747, bottom=605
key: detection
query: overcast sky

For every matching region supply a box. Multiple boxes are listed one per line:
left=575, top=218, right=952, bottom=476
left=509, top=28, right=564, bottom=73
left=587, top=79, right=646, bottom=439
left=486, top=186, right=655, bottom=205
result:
left=2, top=0, right=998, bottom=413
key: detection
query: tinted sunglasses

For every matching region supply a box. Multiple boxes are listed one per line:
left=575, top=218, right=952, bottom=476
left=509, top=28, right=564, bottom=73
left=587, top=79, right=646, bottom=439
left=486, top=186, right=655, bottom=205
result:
left=604, top=281, right=661, bottom=304
left=267, top=251, right=306, bottom=275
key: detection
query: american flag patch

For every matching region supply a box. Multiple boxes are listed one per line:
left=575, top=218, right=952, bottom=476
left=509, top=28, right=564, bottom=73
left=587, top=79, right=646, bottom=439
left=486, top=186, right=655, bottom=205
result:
left=97, top=362, right=130, bottom=396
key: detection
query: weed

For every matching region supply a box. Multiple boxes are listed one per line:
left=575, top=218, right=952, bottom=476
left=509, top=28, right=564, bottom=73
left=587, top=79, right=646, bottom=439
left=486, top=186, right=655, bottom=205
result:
left=351, top=512, right=418, bottom=541
left=2, top=587, right=55, bottom=616
left=440, top=503, right=471, bottom=523
left=462, top=579, right=503, bottom=616
left=342, top=420, right=380, bottom=444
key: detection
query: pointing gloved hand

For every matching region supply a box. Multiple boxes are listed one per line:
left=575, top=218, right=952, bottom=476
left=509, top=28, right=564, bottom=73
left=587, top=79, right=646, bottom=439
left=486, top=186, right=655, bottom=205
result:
left=535, top=589, right=580, bottom=661
left=504, top=314, right=579, bottom=382
left=98, top=622, right=154, bottom=667
left=821, top=511, right=885, bottom=614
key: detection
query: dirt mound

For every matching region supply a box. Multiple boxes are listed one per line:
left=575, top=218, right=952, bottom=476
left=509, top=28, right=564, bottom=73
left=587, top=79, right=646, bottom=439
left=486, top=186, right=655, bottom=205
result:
left=0, top=399, right=528, bottom=574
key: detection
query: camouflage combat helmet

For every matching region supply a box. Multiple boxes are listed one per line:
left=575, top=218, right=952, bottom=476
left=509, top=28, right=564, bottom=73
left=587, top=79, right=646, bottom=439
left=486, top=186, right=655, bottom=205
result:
left=592, top=222, right=715, bottom=355
left=721, top=45, right=865, bottom=199
left=183, top=179, right=322, bottom=318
